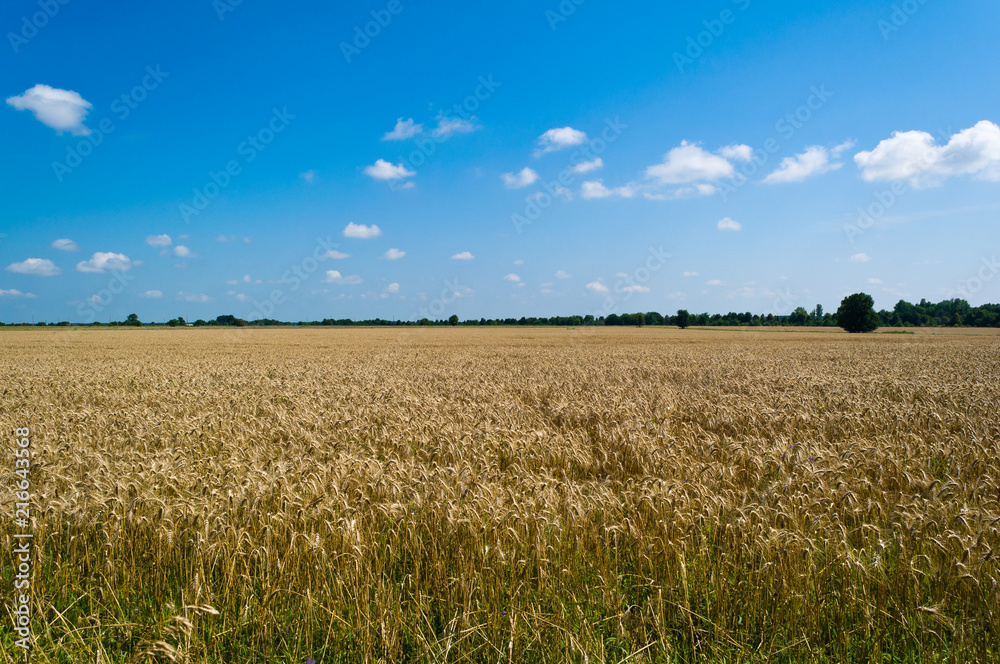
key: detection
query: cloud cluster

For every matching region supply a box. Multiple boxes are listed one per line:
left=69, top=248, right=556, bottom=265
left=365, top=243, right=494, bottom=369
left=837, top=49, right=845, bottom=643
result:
left=6, top=84, right=92, bottom=135
left=76, top=252, right=134, bottom=273
left=502, top=167, right=539, bottom=189
left=6, top=258, right=60, bottom=276
left=343, top=223, right=382, bottom=239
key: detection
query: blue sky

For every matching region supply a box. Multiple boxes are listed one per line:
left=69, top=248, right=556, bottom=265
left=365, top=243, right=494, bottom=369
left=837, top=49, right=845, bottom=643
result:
left=2, top=0, right=999, bottom=323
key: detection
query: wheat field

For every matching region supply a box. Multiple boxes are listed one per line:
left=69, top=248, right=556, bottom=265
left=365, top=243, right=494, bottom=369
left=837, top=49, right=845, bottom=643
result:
left=2, top=327, right=998, bottom=663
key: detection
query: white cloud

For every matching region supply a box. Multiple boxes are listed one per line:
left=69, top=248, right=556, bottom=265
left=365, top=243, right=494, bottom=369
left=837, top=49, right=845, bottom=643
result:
left=451, top=251, right=475, bottom=260
left=718, top=144, right=754, bottom=162
left=51, top=238, right=78, bottom=251
left=581, top=180, right=636, bottom=199
left=502, top=167, right=539, bottom=189
left=6, top=84, right=92, bottom=135
left=0, top=288, right=36, bottom=298
left=323, top=270, right=363, bottom=285
left=300, top=170, right=316, bottom=183
left=706, top=279, right=724, bottom=286
left=585, top=281, right=609, bottom=293
left=571, top=158, right=603, bottom=174
left=868, top=278, right=883, bottom=285
left=850, top=253, right=871, bottom=263
left=76, top=252, right=134, bottom=273
left=536, top=126, right=587, bottom=155
left=555, top=270, right=572, bottom=279
left=364, top=159, right=415, bottom=181
left=216, top=234, right=236, bottom=242
left=384, top=248, right=406, bottom=260
left=180, top=292, right=212, bottom=303
left=831, top=139, right=856, bottom=158
left=667, top=291, right=686, bottom=300
left=717, top=217, right=742, bottom=232
left=323, top=250, right=351, bottom=259
left=683, top=271, right=699, bottom=277
left=513, top=259, right=524, bottom=265
left=855, top=121, right=1000, bottom=186
left=503, top=273, right=521, bottom=282
left=433, top=115, right=476, bottom=139
left=385, top=282, right=400, bottom=294
left=146, top=234, right=172, bottom=247
left=6, top=258, right=60, bottom=276
left=173, top=245, right=195, bottom=258
left=343, top=222, right=382, bottom=239
left=382, top=117, right=422, bottom=141
left=621, top=285, right=650, bottom=293
left=142, top=290, right=163, bottom=298
left=764, top=145, right=844, bottom=184
left=645, top=141, right=735, bottom=184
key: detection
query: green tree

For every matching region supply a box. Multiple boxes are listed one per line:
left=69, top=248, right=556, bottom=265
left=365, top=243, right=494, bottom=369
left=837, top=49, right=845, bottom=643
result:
left=448, top=314, right=459, bottom=326
left=837, top=292, right=880, bottom=333
left=676, top=309, right=690, bottom=329
left=125, top=313, right=141, bottom=327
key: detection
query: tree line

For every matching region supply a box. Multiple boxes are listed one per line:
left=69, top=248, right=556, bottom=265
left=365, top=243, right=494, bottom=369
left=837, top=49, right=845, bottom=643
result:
left=6, top=296, right=999, bottom=330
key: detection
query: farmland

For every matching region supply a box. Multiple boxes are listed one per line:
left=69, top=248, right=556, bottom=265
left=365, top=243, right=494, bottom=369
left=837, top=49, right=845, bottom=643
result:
left=2, top=327, right=999, bottom=662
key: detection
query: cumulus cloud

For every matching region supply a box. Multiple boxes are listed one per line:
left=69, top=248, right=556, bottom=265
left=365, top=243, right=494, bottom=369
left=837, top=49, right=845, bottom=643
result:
left=50, top=238, right=79, bottom=251
left=581, top=180, right=635, bottom=199
left=433, top=115, right=476, bottom=139
left=299, top=170, right=316, bottom=183
left=502, top=167, right=539, bottom=189
left=76, top=252, right=134, bottom=273
left=536, top=126, right=587, bottom=155
left=343, top=223, right=382, bottom=239
left=717, top=217, right=742, bottom=232
left=173, top=245, right=195, bottom=257
left=180, top=292, right=212, bottom=303
left=364, top=159, right=415, bottom=181
left=382, top=117, right=422, bottom=141
left=621, top=284, right=650, bottom=293
left=645, top=141, right=737, bottom=185
left=765, top=146, right=843, bottom=184
left=146, top=234, right=172, bottom=247
left=854, top=121, right=1000, bottom=186
left=323, top=270, right=363, bottom=285
left=570, top=158, right=603, bottom=174
left=683, top=271, right=699, bottom=277
left=385, top=282, right=400, bottom=294
left=555, top=270, right=572, bottom=279
left=850, top=253, right=871, bottom=263
left=323, top=249, right=351, bottom=259
left=718, top=144, right=754, bottom=162
left=706, top=279, right=724, bottom=286
left=513, top=259, right=525, bottom=265
left=142, top=290, right=163, bottom=298
left=6, top=258, right=60, bottom=276
left=503, top=273, right=521, bottom=282
left=585, top=281, right=609, bottom=294
left=0, top=288, right=36, bottom=298
left=451, top=251, right=475, bottom=260
left=384, top=248, right=406, bottom=260
left=6, top=84, right=92, bottom=135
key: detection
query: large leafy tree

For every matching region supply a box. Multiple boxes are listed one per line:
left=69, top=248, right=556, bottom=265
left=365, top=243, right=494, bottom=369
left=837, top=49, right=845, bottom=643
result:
left=676, top=309, right=690, bottom=329
left=837, top=293, right=880, bottom=333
